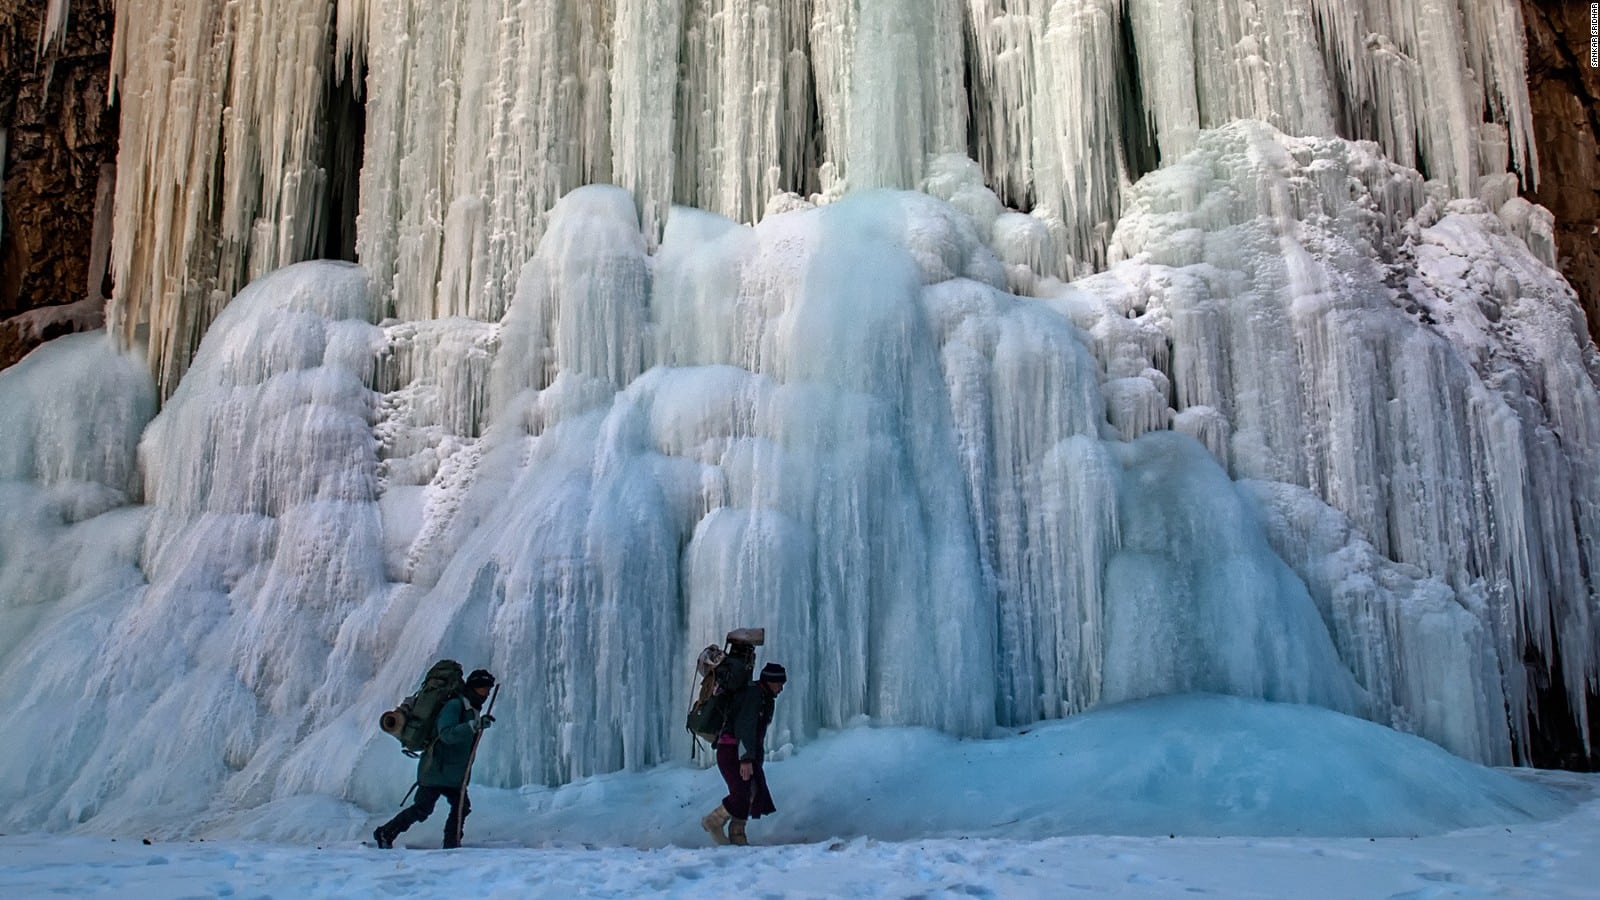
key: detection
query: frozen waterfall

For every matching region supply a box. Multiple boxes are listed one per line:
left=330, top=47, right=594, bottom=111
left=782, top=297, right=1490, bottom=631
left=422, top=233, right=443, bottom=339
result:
left=104, top=0, right=1537, bottom=389
left=0, top=0, right=1594, bottom=835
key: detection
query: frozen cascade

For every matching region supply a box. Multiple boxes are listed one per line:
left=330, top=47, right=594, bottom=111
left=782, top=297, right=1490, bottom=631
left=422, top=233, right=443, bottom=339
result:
left=0, top=334, right=156, bottom=824
left=0, top=168, right=1470, bottom=828
left=1059, top=121, right=1599, bottom=760
left=0, top=264, right=388, bottom=829
left=109, top=0, right=1538, bottom=398
left=1101, top=435, right=1365, bottom=717
left=1246, top=480, right=1508, bottom=764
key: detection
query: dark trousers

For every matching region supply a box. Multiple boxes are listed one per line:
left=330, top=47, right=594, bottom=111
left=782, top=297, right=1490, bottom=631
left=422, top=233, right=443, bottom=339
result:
left=382, top=784, right=472, bottom=848
left=716, top=742, right=776, bottom=820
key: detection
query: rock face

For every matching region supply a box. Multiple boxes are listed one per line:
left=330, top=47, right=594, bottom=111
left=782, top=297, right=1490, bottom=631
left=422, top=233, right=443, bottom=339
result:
left=0, top=0, right=116, bottom=370
left=1519, top=0, right=1600, bottom=773
left=1521, top=1, right=1600, bottom=335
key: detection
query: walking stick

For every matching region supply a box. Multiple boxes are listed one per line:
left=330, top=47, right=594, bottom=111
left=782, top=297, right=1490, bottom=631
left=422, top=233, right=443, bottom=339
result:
left=451, top=683, right=499, bottom=846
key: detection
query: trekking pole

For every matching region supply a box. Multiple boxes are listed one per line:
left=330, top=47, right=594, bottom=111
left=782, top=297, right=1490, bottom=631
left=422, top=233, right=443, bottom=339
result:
left=452, top=683, right=499, bottom=846
left=689, top=656, right=702, bottom=762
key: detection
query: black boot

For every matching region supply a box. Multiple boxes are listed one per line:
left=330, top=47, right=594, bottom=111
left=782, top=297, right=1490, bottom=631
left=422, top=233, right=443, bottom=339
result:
left=442, top=791, right=470, bottom=848
left=443, top=816, right=464, bottom=849
left=374, top=808, right=419, bottom=849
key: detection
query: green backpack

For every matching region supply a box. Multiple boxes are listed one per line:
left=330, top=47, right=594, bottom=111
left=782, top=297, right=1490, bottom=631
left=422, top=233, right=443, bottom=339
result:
left=380, top=659, right=465, bottom=756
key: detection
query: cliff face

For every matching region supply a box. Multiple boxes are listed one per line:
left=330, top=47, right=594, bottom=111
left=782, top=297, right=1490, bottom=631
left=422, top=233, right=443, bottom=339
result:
left=0, top=0, right=116, bottom=370
left=1521, top=1, right=1600, bottom=336
left=1519, top=0, right=1600, bottom=773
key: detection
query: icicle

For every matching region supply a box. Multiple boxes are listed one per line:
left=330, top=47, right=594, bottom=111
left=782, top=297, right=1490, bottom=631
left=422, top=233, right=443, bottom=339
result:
left=610, top=0, right=684, bottom=244
left=1124, top=0, right=1200, bottom=162
left=359, top=0, right=615, bottom=324
left=37, top=0, right=72, bottom=57
left=333, top=0, right=370, bottom=78
left=1032, top=0, right=1127, bottom=272
left=107, top=0, right=339, bottom=394
left=842, top=0, right=967, bottom=192
left=85, top=166, right=116, bottom=302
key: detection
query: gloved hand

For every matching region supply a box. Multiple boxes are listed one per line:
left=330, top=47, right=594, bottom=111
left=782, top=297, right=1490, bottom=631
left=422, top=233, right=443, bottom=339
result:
left=476, top=714, right=495, bottom=732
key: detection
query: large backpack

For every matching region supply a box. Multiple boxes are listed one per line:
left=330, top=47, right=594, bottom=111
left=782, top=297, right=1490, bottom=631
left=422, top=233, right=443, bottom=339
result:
left=380, top=659, right=466, bottom=756
left=685, top=628, right=763, bottom=744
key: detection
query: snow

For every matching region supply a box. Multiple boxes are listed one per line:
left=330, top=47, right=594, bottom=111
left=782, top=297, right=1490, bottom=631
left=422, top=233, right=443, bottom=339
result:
left=2, top=820, right=1597, bottom=899
left=1, top=298, right=106, bottom=343
left=0, top=696, right=1593, bottom=897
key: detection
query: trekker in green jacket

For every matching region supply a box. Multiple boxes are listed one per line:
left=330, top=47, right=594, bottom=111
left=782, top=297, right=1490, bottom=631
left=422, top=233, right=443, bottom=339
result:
left=373, top=668, right=497, bottom=849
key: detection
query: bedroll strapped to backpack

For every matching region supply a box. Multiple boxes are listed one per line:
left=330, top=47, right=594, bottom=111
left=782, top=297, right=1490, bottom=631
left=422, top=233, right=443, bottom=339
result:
left=379, top=659, right=466, bottom=757
left=686, top=628, right=764, bottom=745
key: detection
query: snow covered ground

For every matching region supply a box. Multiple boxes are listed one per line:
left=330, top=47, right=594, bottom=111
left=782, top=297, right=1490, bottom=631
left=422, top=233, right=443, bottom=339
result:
left=3, top=811, right=1596, bottom=899
left=1, top=777, right=1593, bottom=898
left=1, top=695, right=1593, bottom=897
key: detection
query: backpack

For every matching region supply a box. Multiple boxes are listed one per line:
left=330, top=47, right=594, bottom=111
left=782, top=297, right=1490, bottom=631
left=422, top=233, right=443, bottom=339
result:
left=685, top=628, right=763, bottom=744
left=379, top=659, right=465, bottom=756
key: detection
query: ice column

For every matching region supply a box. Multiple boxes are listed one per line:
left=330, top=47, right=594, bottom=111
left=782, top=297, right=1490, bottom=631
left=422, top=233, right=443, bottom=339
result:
left=840, top=0, right=967, bottom=192
left=108, top=0, right=339, bottom=393
left=671, top=1, right=819, bottom=226
left=612, top=0, right=684, bottom=242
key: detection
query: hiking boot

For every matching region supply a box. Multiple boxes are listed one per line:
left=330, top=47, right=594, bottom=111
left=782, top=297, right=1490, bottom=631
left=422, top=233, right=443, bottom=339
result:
left=372, top=826, right=395, bottom=850
left=701, top=805, right=732, bottom=845
left=728, top=818, right=748, bottom=846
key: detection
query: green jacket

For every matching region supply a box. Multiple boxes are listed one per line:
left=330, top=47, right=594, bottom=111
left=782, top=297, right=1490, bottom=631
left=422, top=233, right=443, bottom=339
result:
left=418, top=695, right=481, bottom=787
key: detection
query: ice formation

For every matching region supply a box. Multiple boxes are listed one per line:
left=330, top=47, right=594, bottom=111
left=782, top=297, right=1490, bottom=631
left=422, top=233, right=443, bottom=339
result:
left=0, top=0, right=1595, bottom=835
left=105, top=0, right=1537, bottom=390
left=39, top=1, right=73, bottom=55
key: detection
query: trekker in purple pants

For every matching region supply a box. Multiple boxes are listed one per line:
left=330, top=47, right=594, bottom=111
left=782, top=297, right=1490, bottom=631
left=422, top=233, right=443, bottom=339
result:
left=701, top=662, right=786, bottom=845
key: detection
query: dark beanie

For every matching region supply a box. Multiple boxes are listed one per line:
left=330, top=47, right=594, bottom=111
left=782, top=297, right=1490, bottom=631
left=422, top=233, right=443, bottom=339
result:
left=466, top=669, right=496, bottom=689
left=759, top=662, right=787, bottom=684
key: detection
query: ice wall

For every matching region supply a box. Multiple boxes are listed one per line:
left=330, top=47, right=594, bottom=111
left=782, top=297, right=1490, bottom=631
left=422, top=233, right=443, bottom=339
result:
left=0, top=265, right=386, bottom=831
left=0, top=170, right=1449, bottom=829
left=1056, top=121, right=1598, bottom=760
left=108, top=0, right=1537, bottom=395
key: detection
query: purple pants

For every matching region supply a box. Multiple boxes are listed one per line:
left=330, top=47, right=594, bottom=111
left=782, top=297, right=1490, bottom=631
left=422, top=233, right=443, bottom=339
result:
left=716, top=740, right=776, bottom=819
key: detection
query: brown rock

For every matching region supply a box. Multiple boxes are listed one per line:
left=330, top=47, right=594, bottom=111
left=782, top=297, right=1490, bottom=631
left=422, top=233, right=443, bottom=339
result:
left=1521, top=1, right=1600, bottom=340
left=0, top=0, right=118, bottom=368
